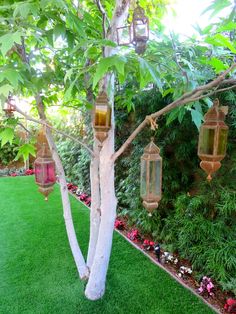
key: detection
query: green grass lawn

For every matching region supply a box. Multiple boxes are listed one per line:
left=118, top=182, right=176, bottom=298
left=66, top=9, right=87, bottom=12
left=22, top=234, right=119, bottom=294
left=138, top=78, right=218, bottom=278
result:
left=0, top=176, right=214, bottom=314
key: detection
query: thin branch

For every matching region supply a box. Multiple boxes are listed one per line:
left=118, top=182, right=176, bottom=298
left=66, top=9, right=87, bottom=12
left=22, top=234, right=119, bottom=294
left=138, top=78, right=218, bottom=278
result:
left=95, top=0, right=111, bottom=56
left=17, top=122, right=31, bottom=135
left=14, top=105, right=95, bottom=157
left=112, top=63, right=236, bottom=162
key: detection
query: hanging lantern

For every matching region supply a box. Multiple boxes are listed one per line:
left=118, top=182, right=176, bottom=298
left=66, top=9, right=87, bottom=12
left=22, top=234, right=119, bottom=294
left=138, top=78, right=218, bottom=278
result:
left=116, top=2, right=149, bottom=54
left=116, top=25, right=132, bottom=46
left=132, top=3, right=149, bottom=54
left=3, top=96, right=15, bottom=116
left=34, top=130, right=56, bottom=200
left=93, top=91, right=111, bottom=143
left=198, top=99, right=228, bottom=182
left=140, top=138, right=162, bottom=212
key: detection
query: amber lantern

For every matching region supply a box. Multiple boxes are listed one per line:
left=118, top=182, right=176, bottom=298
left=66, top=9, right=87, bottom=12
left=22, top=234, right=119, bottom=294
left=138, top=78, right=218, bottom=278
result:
left=198, top=99, right=228, bottom=182
left=132, top=3, right=149, bottom=54
left=34, top=130, right=56, bottom=200
left=93, top=91, right=111, bottom=143
left=3, top=96, right=15, bottom=116
left=141, top=138, right=162, bottom=212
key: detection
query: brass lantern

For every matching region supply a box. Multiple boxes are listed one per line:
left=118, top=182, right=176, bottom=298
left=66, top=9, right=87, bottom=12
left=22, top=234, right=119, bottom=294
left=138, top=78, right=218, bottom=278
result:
left=141, top=138, right=162, bottom=212
left=3, top=96, right=15, bottom=116
left=132, top=3, right=149, bottom=54
left=93, top=91, right=111, bottom=143
left=198, top=99, right=228, bottom=182
left=34, top=129, right=56, bottom=200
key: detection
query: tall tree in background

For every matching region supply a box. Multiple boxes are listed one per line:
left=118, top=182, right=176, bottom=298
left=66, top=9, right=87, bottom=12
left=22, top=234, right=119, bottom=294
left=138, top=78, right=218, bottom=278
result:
left=0, top=0, right=235, bottom=300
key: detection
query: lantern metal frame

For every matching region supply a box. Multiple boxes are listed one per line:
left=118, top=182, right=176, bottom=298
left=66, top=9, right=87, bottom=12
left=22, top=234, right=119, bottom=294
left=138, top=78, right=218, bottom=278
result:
left=198, top=99, right=228, bottom=181
left=116, top=3, right=149, bottom=54
left=93, top=91, right=111, bottom=143
left=140, top=139, right=162, bottom=212
left=132, top=4, right=149, bottom=53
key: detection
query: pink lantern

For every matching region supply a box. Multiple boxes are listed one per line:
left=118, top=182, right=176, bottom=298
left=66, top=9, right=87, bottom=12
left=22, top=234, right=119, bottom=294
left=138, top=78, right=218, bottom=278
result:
left=34, top=141, right=56, bottom=201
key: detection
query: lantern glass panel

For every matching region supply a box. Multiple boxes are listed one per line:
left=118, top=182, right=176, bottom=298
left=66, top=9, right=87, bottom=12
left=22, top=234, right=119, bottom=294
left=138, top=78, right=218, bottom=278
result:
left=134, top=23, right=148, bottom=39
left=35, top=161, right=56, bottom=185
left=140, top=159, right=147, bottom=197
left=217, top=128, right=228, bottom=155
left=35, top=162, right=43, bottom=183
left=150, top=160, right=161, bottom=196
left=199, top=128, right=215, bottom=155
left=95, top=105, right=111, bottom=127
left=117, top=26, right=131, bottom=45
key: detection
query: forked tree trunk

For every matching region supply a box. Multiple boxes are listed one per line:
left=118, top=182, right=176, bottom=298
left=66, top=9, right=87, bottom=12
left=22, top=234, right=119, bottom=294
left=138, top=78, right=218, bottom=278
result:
left=85, top=0, right=130, bottom=299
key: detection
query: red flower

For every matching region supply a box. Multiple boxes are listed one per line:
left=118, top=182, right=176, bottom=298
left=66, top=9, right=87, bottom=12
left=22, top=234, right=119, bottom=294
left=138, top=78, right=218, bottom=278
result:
left=25, top=169, right=34, bottom=175
left=114, top=219, right=125, bottom=230
left=224, top=299, right=236, bottom=313
left=10, top=172, right=17, bottom=177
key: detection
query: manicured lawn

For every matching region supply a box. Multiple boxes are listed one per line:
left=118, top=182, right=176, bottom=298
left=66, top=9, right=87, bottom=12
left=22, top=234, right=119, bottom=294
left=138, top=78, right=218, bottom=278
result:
left=0, top=176, right=214, bottom=314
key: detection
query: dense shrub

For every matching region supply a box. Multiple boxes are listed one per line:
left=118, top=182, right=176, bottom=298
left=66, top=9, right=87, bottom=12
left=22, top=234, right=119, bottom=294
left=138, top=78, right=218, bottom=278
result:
left=57, top=138, right=91, bottom=194
left=0, top=142, right=19, bottom=166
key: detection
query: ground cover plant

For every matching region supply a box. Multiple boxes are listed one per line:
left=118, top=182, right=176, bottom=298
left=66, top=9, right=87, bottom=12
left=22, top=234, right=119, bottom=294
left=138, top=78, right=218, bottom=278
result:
left=0, top=176, right=215, bottom=314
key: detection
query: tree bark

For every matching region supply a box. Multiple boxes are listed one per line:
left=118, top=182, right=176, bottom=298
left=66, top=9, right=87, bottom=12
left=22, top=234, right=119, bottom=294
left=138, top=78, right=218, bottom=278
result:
left=36, top=97, right=89, bottom=279
left=85, top=0, right=130, bottom=299
left=86, top=140, right=101, bottom=269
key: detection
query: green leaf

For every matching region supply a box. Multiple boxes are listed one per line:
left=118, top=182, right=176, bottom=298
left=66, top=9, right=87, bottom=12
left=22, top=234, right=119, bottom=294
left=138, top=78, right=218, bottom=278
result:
left=191, top=109, right=203, bottom=129
left=14, top=143, right=36, bottom=162
left=0, top=31, right=24, bottom=56
left=54, top=23, right=66, bottom=39
left=93, top=56, right=127, bottom=89
left=207, top=57, right=227, bottom=73
left=13, top=3, right=38, bottom=19
left=166, top=108, right=179, bottom=125
left=205, top=33, right=236, bottom=54
left=0, top=127, right=14, bottom=147
left=64, top=79, right=76, bottom=102
left=0, top=84, right=13, bottom=97
left=0, top=69, right=24, bottom=88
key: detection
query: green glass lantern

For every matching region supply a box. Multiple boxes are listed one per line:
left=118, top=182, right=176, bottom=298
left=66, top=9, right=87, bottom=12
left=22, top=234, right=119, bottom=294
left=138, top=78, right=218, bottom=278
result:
left=141, top=138, right=162, bottom=212
left=198, top=99, right=228, bottom=181
left=93, top=91, right=111, bottom=143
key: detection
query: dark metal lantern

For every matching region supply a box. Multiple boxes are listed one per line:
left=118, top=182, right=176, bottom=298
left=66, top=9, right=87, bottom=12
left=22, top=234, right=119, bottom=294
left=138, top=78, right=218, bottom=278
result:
left=34, top=132, right=56, bottom=200
left=140, top=138, right=162, bottom=212
left=116, top=3, right=149, bottom=55
left=132, top=4, right=149, bottom=54
left=93, top=91, right=111, bottom=143
left=198, top=99, right=228, bottom=182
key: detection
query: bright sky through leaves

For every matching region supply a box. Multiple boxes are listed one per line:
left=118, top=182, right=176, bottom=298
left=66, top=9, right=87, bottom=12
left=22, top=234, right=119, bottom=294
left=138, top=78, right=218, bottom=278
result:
left=163, top=0, right=232, bottom=38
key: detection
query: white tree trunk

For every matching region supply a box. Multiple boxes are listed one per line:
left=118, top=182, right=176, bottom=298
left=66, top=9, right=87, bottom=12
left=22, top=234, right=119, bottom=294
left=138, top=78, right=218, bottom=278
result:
left=45, top=129, right=89, bottom=279
left=85, top=128, right=116, bottom=300
left=85, top=0, right=130, bottom=300
left=87, top=140, right=101, bottom=269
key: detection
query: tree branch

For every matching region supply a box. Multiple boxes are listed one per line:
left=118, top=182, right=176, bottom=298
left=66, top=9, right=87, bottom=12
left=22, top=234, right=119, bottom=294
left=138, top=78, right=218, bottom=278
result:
left=112, top=63, right=236, bottom=162
left=13, top=105, right=95, bottom=157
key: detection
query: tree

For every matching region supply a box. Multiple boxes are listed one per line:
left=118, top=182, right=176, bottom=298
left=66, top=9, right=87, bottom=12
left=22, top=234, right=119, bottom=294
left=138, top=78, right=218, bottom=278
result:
left=0, top=0, right=236, bottom=300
